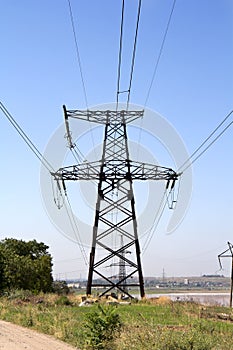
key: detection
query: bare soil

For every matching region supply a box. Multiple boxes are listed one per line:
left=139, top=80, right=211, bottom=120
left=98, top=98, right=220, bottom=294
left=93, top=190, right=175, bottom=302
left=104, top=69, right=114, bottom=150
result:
left=0, top=320, right=78, bottom=350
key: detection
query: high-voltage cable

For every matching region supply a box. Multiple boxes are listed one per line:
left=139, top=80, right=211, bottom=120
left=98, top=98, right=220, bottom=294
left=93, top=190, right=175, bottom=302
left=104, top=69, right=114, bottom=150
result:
left=178, top=110, right=233, bottom=173
left=0, top=102, right=54, bottom=172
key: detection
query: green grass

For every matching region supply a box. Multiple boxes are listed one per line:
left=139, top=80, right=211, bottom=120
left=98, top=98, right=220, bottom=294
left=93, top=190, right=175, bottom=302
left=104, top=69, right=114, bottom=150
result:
left=0, top=293, right=233, bottom=349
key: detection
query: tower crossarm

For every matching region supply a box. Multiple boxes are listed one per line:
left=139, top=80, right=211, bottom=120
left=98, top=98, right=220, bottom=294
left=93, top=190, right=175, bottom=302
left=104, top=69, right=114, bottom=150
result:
left=51, top=159, right=180, bottom=183
left=63, top=105, right=144, bottom=125
left=126, top=160, right=180, bottom=181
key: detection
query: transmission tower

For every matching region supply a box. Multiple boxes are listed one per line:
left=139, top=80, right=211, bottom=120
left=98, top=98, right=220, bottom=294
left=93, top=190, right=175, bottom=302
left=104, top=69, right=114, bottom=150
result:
left=51, top=106, right=179, bottom=298
left=218, top=242, right=233, bottom=307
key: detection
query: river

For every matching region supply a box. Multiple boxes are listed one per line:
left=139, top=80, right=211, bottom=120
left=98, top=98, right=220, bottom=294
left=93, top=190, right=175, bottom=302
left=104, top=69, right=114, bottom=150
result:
left=144, top=292, right=231, bottom=307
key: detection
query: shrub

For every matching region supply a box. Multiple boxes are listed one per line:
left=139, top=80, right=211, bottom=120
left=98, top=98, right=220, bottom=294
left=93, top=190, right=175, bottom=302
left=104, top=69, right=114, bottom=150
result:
left=84, top=305, right=122, bottom=350
left=52, top=281, right=70, bottom=295
left=55, top=296, right=72, bottom=306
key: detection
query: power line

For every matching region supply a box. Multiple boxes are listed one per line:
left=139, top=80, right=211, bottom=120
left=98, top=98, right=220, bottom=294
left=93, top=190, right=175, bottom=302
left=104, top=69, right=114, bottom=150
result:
left=67, top=0, right=88, bottom=109
left=51, top=166, right=89, bottom=267
left=142, top=191, right=167, bottom=254
left=55, top=269, right=86, bottom=279
left=67, top=0, right=97, bottom=159
left=182, top=120, right=233, bottom=173
left=55, top=257, right=83, bottom=263
left=116, top=0, right=142, bottom=110
left=136, top=0, right=176, bottom=160
left=0, top=102, right=54, bottom=173
left=142, top=182, right=180, bottom=254
left=179, top=110, right=233, bottom=173
left=126, top=0, right=142, bottom=109
left=0, top=101, right=88, bottom=266
left=53, top=177, right=88, bottom=266
left=63, top=190, right=89, bottom=266
left=116, top=0, right=125, bottom=111
left=144, top=0, right=177, bottom=108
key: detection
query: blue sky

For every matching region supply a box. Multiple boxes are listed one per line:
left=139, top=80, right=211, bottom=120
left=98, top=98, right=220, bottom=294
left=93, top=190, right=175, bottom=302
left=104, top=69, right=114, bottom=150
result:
left=1, top=0, right=233, bottom=279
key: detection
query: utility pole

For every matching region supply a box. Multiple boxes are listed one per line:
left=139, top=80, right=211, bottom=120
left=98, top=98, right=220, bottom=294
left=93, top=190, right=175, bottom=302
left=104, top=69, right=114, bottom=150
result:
left=52, top=106, right=179, bottom=298
left=218, top=242, right=233, bottom=307
left=162, top=268, right=166, bottom=284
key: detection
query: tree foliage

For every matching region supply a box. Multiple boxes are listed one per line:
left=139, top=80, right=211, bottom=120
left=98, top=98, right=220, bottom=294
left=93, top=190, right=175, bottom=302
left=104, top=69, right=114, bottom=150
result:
left=0, top=238, right=53, bottom=292
left=52, top=280, right=70, bottom=295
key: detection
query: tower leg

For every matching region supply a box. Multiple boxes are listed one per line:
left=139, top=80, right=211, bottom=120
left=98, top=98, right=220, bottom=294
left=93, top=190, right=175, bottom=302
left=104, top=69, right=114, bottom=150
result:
left=86, top=248, right=95, bottom=295
left=135, top=238, right=145, bottom=298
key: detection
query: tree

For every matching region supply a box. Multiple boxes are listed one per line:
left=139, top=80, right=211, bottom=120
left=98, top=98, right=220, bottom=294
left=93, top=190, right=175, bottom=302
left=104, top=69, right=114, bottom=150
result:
left=52, top=280, right=70, bottom=295
left=0, top=238, right=53, bottom=292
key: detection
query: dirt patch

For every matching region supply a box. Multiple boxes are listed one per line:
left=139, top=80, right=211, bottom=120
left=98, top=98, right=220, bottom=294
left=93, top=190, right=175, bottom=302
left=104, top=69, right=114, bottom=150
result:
left=0, top=320, right=78, bottom=350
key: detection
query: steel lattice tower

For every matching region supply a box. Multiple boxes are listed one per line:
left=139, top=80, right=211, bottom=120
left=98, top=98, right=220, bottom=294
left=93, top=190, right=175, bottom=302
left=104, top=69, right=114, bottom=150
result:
left=52, top=106, right=179, bottom=298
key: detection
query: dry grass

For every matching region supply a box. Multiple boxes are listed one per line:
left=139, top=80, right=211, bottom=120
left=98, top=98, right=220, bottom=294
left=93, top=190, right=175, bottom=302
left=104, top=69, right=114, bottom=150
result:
left=0, top=292, right=233, bottom=349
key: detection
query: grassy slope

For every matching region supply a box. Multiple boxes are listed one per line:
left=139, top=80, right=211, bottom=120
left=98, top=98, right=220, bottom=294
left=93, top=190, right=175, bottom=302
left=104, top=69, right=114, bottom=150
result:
left=0, top=293, right=233, bottom=349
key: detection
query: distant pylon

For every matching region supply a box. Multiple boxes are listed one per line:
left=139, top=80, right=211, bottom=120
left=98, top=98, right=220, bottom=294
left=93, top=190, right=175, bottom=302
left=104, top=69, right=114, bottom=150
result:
left=218, top=242, right=233, bottom=307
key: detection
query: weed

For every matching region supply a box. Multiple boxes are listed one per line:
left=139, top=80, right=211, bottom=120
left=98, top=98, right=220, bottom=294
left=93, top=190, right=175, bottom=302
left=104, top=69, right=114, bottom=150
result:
left=84, top=305, right=122, bottom=350
left=55, top=296, right=72, bottom=306
left=6, top=289, right=33, bottom=301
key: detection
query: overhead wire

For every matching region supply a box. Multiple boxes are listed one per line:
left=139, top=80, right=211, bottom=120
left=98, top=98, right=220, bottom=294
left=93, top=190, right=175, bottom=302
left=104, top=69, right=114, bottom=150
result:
left=116, top=0, right=125, bottom=111
left=114, top=0, right=232, bottom=255
left=126, top=0, right=142, bottom=110
left=116, top=0, right=142, bottom=110
left=66, top=2, right=233, bottom=265
left=67, top=0, right=88, bottom=109
left=134, top=0, right=177, bottom=248
left=136, top=0, right=177, bottom=160
left=142, top=179, right=181, bottom=255
left=178, top=110, right=233, bottom=173
left=65, top=1, right=98, bottom=264
left=52, top=180, right=89, bottom=265
left=55, top=257, right=83, bottom=263
left=67, top=0, right=97, bottom=159
left=115, top=0, right=134, bottom=276
left=63, top=191, right=89, bottom=265
left=181, top=120, right=233, bottom=173
left=0, top=102, right=54, bottom=173
left=115, top=1, right=176, bottom=254
left=67, top=140, right=98, bottom=186
left=143, top=110, right=233, bottom=246
left=144, top=0, right=177, bottom=108
left=0, top=101, right=88, bottom=266
left=142, top=190, right=167, bottom=254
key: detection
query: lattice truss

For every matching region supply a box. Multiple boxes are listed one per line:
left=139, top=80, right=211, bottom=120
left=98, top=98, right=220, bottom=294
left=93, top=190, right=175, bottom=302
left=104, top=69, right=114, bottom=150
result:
left=51, top=107, right=179, bottom=298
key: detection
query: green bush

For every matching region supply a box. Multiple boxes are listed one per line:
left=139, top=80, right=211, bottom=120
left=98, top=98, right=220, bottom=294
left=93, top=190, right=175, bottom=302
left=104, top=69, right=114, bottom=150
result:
left=52, top=281, right=70, bottom=295
left=6, top=289, right=33, bottom=300
left=84, top=305, right=122, bottom=350
left=55, top=296, right=72, bottom=306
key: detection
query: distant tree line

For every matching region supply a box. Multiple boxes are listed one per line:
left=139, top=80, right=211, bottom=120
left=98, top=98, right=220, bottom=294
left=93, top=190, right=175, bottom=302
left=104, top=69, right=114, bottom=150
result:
left=0, top=238, right=53, bottom=293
